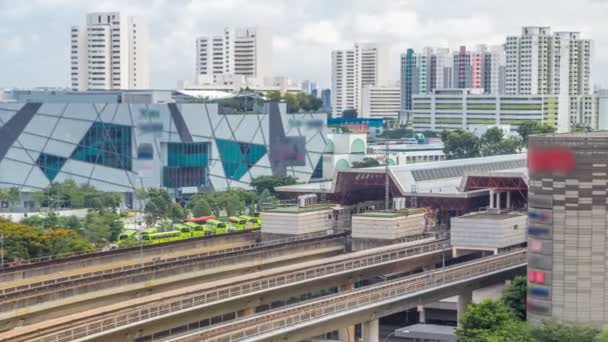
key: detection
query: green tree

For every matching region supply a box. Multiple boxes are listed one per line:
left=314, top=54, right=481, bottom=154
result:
left=480, top=127, right=522, bottom=156
left=44, top=228, right=92, bottom=255
left=502, top=276, right=527, bottom=320
left=0, top=187, right=20, bottom=207
left=595, top=327, right=608, bottom=342
left=250, top=176, right=297, bottom=194
left=137, top=188, right=176, bottom=226
left=0, top=218, right=46, bottom=261
left=283, top=93, right=300, bottom=113
left=517, top=121, right=555, bottom=146
left=378, top=128, right=414, bottom=139
left=83, top=212, right=124, bottom=243
left=529, top=319, right=599, bottom=342
left=456, top=299, right=521, bottom=342
left=258, top=189, right=275, bottom=210
left=342, top=109, right=358, bottom=118
left=266, top=90, right=282, bottom=102
left=352, top=158, right=381, bottom=168
left=190, top=197, right=212, bottom=217
left=441, top=129, right=481, bottom=159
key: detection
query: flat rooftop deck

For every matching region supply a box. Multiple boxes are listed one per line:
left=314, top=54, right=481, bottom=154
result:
left=457, top=211, right=527, bottom=220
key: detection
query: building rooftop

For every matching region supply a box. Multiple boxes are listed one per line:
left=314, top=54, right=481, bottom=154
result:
left=455, top=210, right=527, bottom=220
left=354, top=209, right=425, bottom=218
left=263, top=205, right=333, bottom=214
left=277, top=153, right=528, bottom=200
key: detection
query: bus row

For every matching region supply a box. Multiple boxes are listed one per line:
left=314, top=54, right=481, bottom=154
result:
left=117, top=215, right=262, bottom=246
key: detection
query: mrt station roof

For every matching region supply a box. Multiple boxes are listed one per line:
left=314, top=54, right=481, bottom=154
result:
left=276, top=154, right=528, bottom=205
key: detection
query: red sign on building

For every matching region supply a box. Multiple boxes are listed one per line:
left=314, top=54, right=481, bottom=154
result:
left=528, top=147, right=575, bottom=174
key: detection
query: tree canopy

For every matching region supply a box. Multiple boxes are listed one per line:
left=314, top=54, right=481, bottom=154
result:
left=352, top=158, right=381, bottom=168
left=441, top=130, right=481, bottom=159
left=0, top=218, right=92, bottom=262
left=502, top=275, right=527, bottom=320
left=250, top=176, right=297, bottom=194
left=266, top=91, right=322, bottom=113
left=29, top=180, right=122, bottom=212
left=441, top=128, right=522, bottom=160
left=136, top=188, right=187, bottom=226
left=517, top=121, right=555, bottom=146
left=342, top=109, right=358, bottom=118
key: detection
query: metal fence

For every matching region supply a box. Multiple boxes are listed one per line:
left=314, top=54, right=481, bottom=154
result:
left=0, top=229, right=346, bottom=298
left=24, top=237, right=447, bottom=342
left=174, top=250, right=527, bottom=342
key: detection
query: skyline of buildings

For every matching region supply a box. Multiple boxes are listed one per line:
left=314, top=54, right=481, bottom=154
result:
left=59, top=12, right=608, bottom=132
left=70, top=12, right=150, bottom=91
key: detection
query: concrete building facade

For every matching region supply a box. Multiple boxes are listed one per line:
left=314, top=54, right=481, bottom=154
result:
left=361, top=84, right=401, bottom=118
left=196, top=27, right=272, bottom=84
left=527, top=132, right=608, bottom=327
left=505, top=26, right=593, bottom=132
left=332, top=43, right=389, bottom=117
left=0, top=92, right=327, bottom=207
left=70, top=12, right=149, bottom=91
left=411, top=89, right=560, bottom=132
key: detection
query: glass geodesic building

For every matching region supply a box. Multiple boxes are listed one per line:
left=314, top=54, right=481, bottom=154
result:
left=0, top=91, right=328, bottom=207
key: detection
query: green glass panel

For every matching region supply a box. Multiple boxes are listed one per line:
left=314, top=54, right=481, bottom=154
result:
left=71, top=122, right=132, bottom=170
left=36, top=153, right=67, bottom=181
left=216, top=139, right=267, bottom=180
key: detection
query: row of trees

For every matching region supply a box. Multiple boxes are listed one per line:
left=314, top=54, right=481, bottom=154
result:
left=266, top=91, right=323, bottom=113
left=457, top=276, right=608, bottom=341
left=0, top=219, right=93, bottom=262
left=442, top=122, right=556, bottom=160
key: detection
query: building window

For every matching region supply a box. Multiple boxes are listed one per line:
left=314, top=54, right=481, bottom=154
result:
left=71, top=122, right=132, bottom=170
left=36, top=153, right=67, bottom=181
left=162, top=142, right=210, bottom=188
left=216, top=139, right=267, bottom=180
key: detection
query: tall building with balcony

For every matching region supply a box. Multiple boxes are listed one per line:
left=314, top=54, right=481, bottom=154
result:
left=505, top=26, right=593, bottom=132
left=331, top=43, right=389, bottom=117
left=70, top=12, right=149, bottom=91
left=196, top=27, right=272, bottom=84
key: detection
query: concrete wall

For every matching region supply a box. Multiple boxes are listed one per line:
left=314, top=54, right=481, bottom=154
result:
left=451, top=212, right=527, bottom=249
left=0, top=209, right=89, bottom=222
left=351, top=212, right=425, bottom=240
left=262, top=209, right=333, bottom=236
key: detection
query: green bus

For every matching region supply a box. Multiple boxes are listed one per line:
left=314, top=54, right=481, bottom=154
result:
left=142, top=230, right=182, bottom=244
left=141, top=227, right=158, bottom=237
left=228, top=216, right=247, bottom=231
left=239, top=215, right=261, bottom=229
left=184, top=221, right=215, bottom=237
left=206, top=219, right=234, bottom=234
left=117, top=230, right=138, bottom=247
left=173, top=223, right=195, bottom=239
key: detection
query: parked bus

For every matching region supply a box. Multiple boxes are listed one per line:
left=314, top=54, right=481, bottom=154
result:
left=206, top=219, right=234, bottom=234
left=142, top=231, right=182, bottom=245
left=184, top=221, right=215, bottom=237
left=228, top=216, right=247, bottom=231
left=117, top=230, right=138, bottom=247
left=239, top=215, right=261, bottom=229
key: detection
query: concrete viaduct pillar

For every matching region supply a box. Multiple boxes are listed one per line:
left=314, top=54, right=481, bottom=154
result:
left=362, top=319, right=379, bottom=342
left=338, top=283, right=356, bottom=342
left=457, top=289, right=473, bottom=326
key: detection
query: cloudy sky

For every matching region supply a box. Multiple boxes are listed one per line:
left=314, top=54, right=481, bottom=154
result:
left=1, top=0, right=607, bottom=89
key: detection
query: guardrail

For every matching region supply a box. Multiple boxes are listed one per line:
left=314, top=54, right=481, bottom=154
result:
left=23, top=237, right=447, bottom=342
left=174, top=250, right=527, bottom=342
left=0, top=229, right=347, bottom=298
